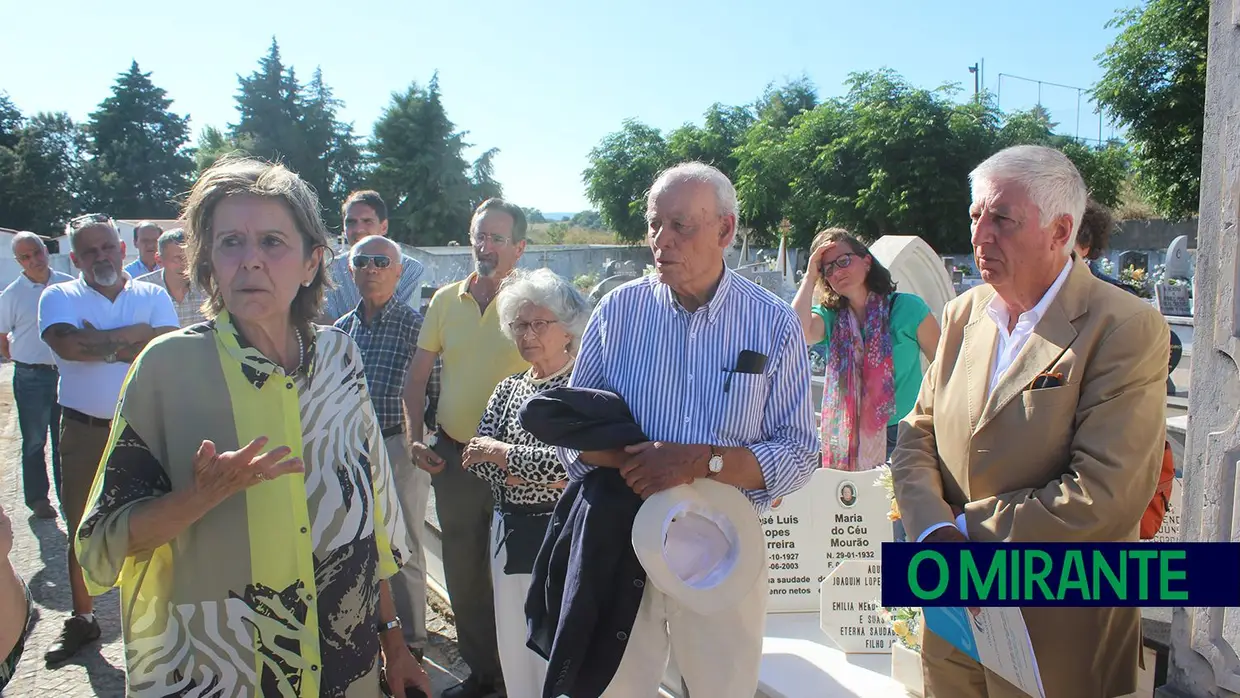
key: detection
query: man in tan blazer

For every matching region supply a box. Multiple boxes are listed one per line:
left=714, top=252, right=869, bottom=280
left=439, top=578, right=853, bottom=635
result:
left=891, top=145, right=1169, bottom=698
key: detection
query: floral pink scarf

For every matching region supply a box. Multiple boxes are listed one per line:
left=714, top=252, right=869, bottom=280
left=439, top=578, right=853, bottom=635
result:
left=820, top=292, right=895, bottom=471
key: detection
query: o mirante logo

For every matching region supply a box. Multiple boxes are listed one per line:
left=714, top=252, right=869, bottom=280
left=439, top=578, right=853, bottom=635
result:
left=881, top=543, right=1240, bottom=607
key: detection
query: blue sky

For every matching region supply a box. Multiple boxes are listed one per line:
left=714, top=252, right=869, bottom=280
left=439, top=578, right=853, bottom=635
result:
left=3, top=0, right=1133, bottom=213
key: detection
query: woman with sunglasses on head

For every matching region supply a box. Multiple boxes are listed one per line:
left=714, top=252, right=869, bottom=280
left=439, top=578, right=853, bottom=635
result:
left=792, top=229, right=940, bottom=472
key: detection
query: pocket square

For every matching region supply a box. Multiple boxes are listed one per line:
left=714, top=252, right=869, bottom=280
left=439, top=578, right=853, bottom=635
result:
left=1029, top=371, right=1064, bottom=390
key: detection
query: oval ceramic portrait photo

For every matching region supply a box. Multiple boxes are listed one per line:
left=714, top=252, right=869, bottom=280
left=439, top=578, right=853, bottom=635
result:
left=838, top=481, right=858, bottom=508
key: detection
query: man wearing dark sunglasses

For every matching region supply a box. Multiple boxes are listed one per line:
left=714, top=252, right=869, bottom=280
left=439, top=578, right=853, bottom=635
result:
left=334, top=235, right=432, bottom=668
left=322, top=191, right=425, bottom=323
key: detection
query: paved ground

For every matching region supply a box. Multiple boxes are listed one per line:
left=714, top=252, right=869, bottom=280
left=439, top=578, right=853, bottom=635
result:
left=0, top=362, right=468, bottom=697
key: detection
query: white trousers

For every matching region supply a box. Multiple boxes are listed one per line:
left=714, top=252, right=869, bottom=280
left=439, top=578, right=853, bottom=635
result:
left=387, top=434, right=432, bottom=650
left=600, top=564, right=768, bottom=698
left=490, top=511, right=549, bottom=698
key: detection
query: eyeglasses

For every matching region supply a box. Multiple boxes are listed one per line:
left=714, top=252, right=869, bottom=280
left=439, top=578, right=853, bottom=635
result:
left=472, top=233, right=511, bottom=247
left=508, top=319, right=559, bottom=336
left=351, top=254, right=392, bottom=269
left=821, top=253, right=856, bottom=275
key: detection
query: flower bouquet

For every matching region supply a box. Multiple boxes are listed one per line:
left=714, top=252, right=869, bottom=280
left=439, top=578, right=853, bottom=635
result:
left=881, top=605, right=925, bottom=696
left=874, top=464, right=900, bottom=522
left=876, top=465, right=923, bottom=695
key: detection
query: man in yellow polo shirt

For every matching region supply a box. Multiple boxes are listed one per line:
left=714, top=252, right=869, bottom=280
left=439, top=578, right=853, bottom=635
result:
left=404, top=198, right=529, bottom=698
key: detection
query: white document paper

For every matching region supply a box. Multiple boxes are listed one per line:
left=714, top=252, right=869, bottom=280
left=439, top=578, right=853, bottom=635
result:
left=923, top=606, right=1046, bottom=698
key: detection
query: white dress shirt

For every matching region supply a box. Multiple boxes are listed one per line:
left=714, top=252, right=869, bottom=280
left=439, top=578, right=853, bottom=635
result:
left=38, top=275, right=179, bottom=419
left=915, top=258, right=1074, bottom=542
left=0, top=270, right=75, bottom=365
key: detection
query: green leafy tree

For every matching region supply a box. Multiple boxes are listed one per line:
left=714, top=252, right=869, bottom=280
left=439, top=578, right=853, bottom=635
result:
left=226, top=39, right=362, bottom=217
left=80, top=61, right=193, bottom=218
left=667, top=103, right=755, bottom=179
left=582, top=119, right=670, bottom=243
left=545, top=221, right=569, bottom=244
left=523, top=207, right=548, bottom=224
left=192, top=125, right=255, bottom=173
left=0, top=99, right=88, bottom=235
left=752, top=70, right=992, bottom=251
left=469, top=147, right=503, bottom=206
left=570, top=210, right=604, bottom=230
left=300, top=67, right=365, bottom=215
left=367, top=74, right=491, bottom=246
left=998, top=107, right=1131, bottom=209
left=753, top=76, right=819, bottom=129
left=231, top=38, right=303, bottom=166
left=0, top=95, right=23, bottom=149
left=1093, top=0, right=1208, bottom=219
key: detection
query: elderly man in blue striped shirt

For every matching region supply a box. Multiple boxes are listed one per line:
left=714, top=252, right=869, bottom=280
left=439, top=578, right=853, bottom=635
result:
left=561, top=161, right=820, bottom=696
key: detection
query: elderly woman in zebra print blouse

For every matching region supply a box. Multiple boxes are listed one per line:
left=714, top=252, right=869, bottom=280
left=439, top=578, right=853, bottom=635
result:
left=460, top=267, right=591, bottom=698
left=73, top=157, right=428, bottom=698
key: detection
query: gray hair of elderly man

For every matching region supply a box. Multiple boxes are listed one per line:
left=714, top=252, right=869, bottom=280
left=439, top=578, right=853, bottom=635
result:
left=157, top=228, right=187, bottom=253
left=969, top=145, right=1087, bottom=257
left=646, top=161, right=740, bottom=223
left=348, top=235, right=402, bottom=266
left=496, top=268, right=592, bottom=354
left=11, top=231, right=46, bottom=254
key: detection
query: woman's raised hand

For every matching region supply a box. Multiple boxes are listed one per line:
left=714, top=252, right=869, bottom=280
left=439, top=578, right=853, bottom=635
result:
left=804, top=244, right=828, bottom=282
left=191, top=437, right=303, bottom=506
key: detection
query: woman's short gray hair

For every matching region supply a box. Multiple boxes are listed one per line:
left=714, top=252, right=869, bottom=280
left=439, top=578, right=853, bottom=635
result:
left=969, top=145, right=1087, bottom=256
left=646, top=161, right=739, bottom=221
left=183, top=155, right=332, bottom=326
left=496, top=268, right=592, bottom=354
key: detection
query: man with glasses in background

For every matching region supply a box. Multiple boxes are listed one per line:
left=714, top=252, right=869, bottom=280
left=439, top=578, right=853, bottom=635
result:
left=0, top=232, right=74, bottom=520
left=37, top=214, right=179, bottom=665
left=404, top=199, right=530, bottom=698
left=334, top=235, right=432, bottom=670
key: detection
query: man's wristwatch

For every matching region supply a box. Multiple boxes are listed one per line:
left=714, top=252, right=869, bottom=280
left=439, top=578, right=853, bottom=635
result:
left=706, top=446, right=724, bottom=478
left=377, top=617, right=402, bottom=634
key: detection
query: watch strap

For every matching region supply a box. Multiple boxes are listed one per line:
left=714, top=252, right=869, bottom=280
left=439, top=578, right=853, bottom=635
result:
left=377, top=618, right=402, bottom=634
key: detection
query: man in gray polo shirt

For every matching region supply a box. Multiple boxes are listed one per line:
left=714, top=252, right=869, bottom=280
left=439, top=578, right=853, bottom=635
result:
left=0, top=232, right=73, bottom=519
left=38, top=214, right=178, bottom=665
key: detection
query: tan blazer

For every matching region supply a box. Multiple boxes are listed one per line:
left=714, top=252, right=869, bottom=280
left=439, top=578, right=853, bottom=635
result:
left=892, top=259, right=1169, bottom=698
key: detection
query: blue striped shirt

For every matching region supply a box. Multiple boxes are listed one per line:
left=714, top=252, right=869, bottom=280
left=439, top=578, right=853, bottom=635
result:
left=559, top=268, right=820, bottom=512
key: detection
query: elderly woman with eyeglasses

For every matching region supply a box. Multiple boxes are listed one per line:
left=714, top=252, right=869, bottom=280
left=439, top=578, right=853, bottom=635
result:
left=73, top=156, right=430, bottom=697
left=791, top=229, right=940, bottom=472
left=458, top=268, right=591, bottom=698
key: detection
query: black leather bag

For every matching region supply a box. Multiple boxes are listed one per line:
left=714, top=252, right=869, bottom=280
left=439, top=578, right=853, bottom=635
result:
left=499, top=505, right=554, bottom=575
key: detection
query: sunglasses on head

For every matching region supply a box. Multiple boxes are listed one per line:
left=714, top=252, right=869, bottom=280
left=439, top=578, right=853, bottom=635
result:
left=352, top=254, right=392, bottom=269
left=67, top=213, right=113, bottom=232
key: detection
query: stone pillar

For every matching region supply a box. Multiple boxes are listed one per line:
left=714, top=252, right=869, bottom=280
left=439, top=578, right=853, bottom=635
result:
left=1157, top=1, right=1240, bottom=696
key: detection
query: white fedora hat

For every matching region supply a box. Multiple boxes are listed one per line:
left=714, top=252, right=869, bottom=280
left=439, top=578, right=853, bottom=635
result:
left=631, top=478, right=764, bottom=616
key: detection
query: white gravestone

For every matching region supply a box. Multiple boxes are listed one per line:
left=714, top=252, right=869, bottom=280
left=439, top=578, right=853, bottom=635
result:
left=1156, top=283, right=1193, bottom=317
left=819, top=559, right=896, bottom=653
left=1165, top=235, right=1191, bottom=279
left=764, top=468, right=893, bottom=613
left=1151, top=478, right=1184, bottom=543
left=868, top=235, right=957, bottom=321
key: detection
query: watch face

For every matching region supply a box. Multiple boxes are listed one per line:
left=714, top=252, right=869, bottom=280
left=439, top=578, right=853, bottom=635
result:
left=709, top=454, right=723, bottom=473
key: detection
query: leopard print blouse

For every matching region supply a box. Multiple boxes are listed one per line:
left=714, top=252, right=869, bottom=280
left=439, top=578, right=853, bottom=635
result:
left=470, top=365, right=573, bottom=507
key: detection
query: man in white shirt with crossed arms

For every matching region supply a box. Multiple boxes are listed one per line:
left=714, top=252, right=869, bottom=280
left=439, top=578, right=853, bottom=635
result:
left=37, top=214, right=179, bottom=665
